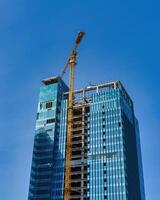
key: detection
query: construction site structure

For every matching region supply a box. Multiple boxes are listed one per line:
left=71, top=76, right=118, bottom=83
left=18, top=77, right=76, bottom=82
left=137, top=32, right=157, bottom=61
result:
left=28, top=33, right=146, bottom=200
left=61, top=32, right=85, bottom=200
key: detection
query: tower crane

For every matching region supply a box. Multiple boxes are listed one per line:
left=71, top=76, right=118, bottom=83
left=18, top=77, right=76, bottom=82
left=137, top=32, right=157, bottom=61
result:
left=60, top=32, right=85, bottom=200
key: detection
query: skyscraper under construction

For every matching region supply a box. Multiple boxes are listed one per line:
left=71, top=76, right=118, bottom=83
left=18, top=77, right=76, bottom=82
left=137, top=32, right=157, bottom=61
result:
left=28, top=76, right=145, bottom=200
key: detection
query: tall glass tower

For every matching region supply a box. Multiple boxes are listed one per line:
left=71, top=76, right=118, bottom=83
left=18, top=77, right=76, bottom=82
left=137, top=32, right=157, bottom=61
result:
left=28, top=77, right=145, bottom=200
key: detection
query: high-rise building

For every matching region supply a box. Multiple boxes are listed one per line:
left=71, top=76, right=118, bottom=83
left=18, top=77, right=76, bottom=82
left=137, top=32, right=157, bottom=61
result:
left=28, top=76, right=145, bottom=200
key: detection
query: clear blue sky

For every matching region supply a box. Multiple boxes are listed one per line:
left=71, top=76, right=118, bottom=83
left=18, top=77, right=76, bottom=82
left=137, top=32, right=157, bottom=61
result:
left=0, top=0, right=159, bottom=199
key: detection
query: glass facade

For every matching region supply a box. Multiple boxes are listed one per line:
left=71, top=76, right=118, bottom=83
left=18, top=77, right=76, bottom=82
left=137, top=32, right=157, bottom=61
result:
left=87, top=89, right=126, bottom=200
left=28, top=78, right=145, bottom=200
left=28, top=77, right=68, bottom=200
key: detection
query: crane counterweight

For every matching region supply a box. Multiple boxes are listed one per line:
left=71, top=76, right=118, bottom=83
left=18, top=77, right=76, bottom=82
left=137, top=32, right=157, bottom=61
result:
left=75, top=31, right=85, bottom=44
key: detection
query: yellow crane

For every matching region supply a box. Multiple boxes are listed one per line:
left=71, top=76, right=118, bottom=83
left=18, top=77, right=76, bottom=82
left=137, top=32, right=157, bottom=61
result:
left=60, top=32, right=85, bottom=200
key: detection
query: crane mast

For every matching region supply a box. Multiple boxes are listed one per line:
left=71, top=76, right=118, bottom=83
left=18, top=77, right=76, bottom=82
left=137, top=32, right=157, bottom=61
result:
left=62, top=32, right=85, bottom=200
